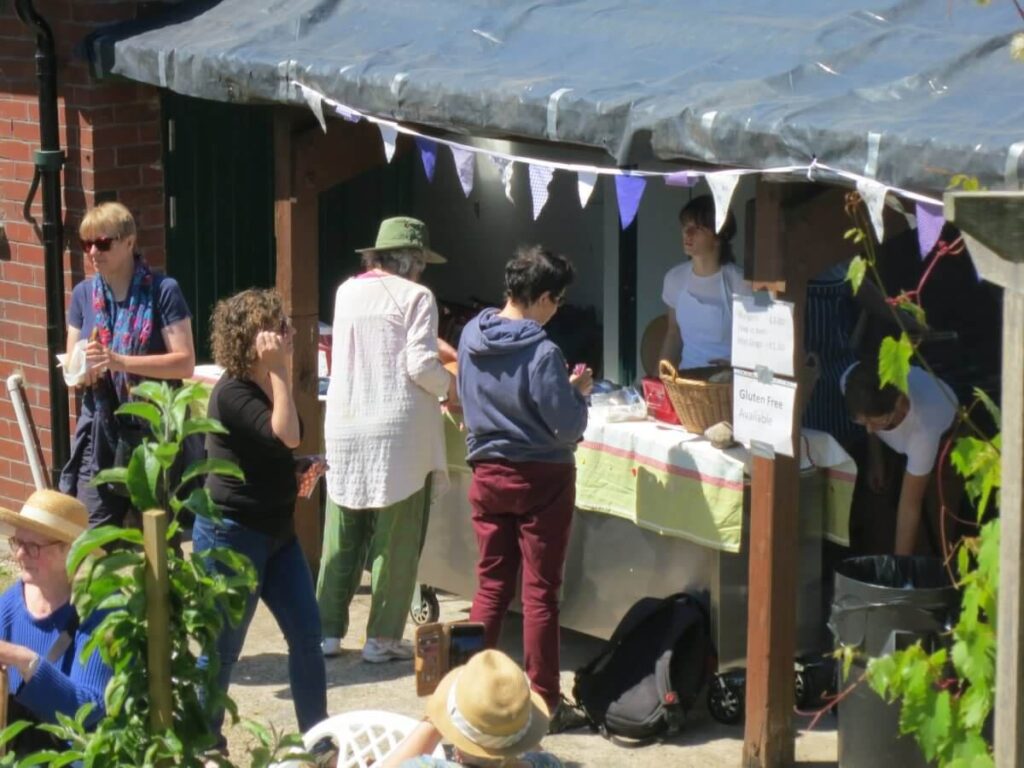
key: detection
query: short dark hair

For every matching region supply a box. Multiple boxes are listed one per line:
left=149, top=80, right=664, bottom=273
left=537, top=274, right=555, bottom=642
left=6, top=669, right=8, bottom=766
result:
left=678, top=195, right=736, bottom=264
left=844, top=361, right=901, bottom=419
left=504, top=246, right=575, bottom=306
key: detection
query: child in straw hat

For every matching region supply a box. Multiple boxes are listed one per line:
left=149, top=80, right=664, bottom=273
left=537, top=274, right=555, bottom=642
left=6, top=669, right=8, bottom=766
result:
left=381, top=649, right=561, bottom=768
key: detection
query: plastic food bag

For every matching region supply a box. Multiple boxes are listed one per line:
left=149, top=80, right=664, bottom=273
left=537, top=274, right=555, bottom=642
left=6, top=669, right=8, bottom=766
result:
left=55, top=339, right=89, bottom=387
left=590, top=387, right=648, bottom=423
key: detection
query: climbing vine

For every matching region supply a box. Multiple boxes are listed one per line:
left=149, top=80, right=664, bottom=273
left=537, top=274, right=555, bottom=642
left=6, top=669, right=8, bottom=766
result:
left=837, top=189, right=1000, bottom=768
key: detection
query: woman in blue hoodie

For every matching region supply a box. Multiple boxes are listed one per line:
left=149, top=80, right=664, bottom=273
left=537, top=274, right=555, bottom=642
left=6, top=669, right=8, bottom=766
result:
left=457, top=246, right=592, bottom=733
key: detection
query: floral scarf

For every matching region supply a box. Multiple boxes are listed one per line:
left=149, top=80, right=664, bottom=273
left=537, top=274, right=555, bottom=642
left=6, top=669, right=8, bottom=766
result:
left=91, top=256, right=155, bottom=402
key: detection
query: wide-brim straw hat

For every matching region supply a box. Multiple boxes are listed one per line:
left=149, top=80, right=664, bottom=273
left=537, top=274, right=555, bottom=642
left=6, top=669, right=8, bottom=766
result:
left=355, top=216, right=446, bottom=264
left=425, top=649, right=550, bottom=760
left=0, top=489, right=88, bottom=543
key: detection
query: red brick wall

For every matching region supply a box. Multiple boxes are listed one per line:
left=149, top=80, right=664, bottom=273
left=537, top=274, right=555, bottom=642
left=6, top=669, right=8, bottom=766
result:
left=0, top=1, right=166, bottom=510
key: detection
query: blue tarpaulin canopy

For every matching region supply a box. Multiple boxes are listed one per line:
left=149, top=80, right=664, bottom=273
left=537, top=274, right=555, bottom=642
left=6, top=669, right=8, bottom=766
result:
left=92, top=0, right=1024, bottom=195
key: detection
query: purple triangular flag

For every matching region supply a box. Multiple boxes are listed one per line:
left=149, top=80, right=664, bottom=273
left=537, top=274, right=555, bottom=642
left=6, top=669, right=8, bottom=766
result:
left=415, top=137, right=438, bottom=182
left=664, top=171, right=697, bottom=188
left=615, top=175, right=646, bottom=229
left=915, top=202, right=944, bottom=261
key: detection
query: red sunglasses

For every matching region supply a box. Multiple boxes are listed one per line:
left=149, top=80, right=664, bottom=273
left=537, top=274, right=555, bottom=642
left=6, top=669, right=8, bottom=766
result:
left=81, top=236, right=119, bottom=253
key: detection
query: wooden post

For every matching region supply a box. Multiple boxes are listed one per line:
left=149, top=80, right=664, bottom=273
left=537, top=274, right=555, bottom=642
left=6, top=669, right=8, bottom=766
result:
left=274, top=111, right=323, bottom=572
left=272, top=111, right=407, bottom=571
left=945, top=190, right=1024, bottom=768
left=743, top=180, right=802, bottom=768
left=143, top=509, right=173, bottom=733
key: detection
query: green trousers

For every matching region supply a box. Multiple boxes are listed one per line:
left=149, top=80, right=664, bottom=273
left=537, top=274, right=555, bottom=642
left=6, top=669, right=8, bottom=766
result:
left=316, top=478, right=430, bottom=640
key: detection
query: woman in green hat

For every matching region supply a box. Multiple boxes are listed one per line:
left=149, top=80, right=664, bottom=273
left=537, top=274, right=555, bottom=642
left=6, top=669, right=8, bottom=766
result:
left=318, top=217, right=454, bottom=663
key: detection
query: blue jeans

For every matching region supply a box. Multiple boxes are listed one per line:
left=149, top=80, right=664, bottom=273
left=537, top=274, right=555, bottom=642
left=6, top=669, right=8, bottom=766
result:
left=193, top=515, right=327, bottom=735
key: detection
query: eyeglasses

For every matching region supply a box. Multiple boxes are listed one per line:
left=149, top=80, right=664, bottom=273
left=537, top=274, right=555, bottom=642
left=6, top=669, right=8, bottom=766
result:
left=8, top=537, right=63, bottom=558
left=81, top=236, right=120, bottom=253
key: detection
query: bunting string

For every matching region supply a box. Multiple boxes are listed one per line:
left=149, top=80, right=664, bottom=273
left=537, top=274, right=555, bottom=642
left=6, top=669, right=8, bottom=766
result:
left=293, top=80, right=945, bottom=251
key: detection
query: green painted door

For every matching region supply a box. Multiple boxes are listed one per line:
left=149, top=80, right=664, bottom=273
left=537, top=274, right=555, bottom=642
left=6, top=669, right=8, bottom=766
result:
left=317, top=153, right=415, bottom=319
left=162, top=92, right=275, bottom=360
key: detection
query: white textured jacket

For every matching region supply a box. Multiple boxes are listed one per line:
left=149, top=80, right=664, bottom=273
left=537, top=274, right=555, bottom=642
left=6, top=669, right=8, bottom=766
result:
left=323, top=271, right=451, bottom=509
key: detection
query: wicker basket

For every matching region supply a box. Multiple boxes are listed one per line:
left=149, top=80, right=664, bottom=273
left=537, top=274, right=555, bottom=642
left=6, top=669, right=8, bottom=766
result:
left=659, top=361, right=733, bottom=435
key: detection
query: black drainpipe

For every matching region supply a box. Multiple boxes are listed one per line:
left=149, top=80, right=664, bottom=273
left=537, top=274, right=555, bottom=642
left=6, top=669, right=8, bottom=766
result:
left=15, top=0, right=70, bottom=483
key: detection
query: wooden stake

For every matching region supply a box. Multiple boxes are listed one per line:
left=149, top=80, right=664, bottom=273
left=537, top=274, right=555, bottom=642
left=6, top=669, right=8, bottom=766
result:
left=143, top=509, right=173, bottom=734
left=0, top=667, right=7, bottom=755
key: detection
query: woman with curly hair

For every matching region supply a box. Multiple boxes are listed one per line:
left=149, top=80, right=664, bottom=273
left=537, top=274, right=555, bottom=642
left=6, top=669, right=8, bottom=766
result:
left=194, top=288, right=327, bottom=742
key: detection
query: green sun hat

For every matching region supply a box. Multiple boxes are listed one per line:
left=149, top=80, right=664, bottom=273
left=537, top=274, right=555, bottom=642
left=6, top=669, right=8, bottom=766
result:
left=356, top=216, right=446, bottom=264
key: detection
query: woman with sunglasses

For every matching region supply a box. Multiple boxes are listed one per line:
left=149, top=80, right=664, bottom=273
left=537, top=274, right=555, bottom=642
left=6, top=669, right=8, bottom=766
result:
left=0, top=490, right=111, bottom=756
left=659, top=195, right=752, bottom=371
left=195, top=288, right=327, bottom=746
left=59, top=202, right=195, bottom=528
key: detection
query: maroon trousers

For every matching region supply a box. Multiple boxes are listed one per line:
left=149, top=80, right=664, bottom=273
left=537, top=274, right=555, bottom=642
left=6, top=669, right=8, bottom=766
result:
left=467, top=459, right=575, bottom=710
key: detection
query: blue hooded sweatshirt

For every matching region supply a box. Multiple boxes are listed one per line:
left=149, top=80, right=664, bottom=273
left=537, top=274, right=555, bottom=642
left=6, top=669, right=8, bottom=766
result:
left=458, top=307, right=588, bottom=464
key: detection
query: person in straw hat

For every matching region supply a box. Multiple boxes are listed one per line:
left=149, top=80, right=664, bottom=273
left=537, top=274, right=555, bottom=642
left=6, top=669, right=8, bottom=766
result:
left=0, top=489, right=112, bottom=755
left=380, top=649, right=561, bottom=768
left=318, top=216, right=455, bottom=663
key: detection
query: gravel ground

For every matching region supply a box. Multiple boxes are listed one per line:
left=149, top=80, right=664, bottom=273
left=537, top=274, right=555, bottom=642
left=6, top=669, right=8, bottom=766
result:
left=223, top=582, right=838, bottom=767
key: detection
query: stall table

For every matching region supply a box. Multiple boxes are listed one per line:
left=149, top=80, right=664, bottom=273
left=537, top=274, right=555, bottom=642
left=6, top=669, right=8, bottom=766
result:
left=418, top=410, right=855, bottom=670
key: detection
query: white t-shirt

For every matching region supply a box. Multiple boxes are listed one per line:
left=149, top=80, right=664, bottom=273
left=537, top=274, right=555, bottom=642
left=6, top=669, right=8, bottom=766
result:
left=841, top=366, right=957, bottom=476
left=662, top=261, right=751, bottom=369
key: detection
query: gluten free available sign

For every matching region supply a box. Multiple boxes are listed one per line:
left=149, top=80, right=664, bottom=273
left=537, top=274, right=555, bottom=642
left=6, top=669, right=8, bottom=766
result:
left=733, top=365, right=797, bottom=457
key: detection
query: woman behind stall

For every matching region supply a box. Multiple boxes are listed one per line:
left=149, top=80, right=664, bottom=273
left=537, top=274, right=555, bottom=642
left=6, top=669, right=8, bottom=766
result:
left=59, top=202, right=195, bottom=528
left=842, top=361, right=964, bottom=556
left=659, top=195, right=752, bottom=370
left=195, top=289, right=327, bottom=739
left=0, top=490, right=111, bottom=756
left=457, top=246, right=592, bottom=733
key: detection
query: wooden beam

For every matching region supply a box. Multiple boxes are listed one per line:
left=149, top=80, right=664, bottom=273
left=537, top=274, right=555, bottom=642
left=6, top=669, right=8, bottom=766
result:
left=995, top=289, right=1024, bottom=768
left=272, top=111, right=396, bottom=572
left=743, top=179, right=806, bottom=768
left=274, top=112, right=323, bottom=571
left=945, top=190, right=1024, bottom=768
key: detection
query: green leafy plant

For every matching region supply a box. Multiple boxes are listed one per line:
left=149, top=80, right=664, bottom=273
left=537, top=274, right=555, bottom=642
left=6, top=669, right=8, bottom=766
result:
left=7, top=383, right=306, bottom=766
left=837, top=191, right=1001, bottom=767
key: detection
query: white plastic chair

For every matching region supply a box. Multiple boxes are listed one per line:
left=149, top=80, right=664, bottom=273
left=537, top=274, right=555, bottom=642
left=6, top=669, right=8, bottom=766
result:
left=276, top=710, right=446, bottom=768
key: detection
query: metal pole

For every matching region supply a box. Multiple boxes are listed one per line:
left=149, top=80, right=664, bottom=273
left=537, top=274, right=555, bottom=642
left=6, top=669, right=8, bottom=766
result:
left=14, top=0, right=70, bottom=483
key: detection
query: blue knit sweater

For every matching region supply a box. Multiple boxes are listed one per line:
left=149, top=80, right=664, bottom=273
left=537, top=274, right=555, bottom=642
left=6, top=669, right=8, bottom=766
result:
left=0, top=582, right=110, bottom=727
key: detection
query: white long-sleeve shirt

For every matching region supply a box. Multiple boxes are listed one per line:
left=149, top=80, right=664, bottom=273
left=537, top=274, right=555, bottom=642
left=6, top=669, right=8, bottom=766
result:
left=324, top=271, right=451, bottom=509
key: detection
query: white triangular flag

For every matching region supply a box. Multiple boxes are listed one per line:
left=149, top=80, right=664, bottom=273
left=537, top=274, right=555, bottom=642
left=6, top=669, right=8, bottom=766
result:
left=489, top=157, right=515, bottom=203
left=450, top=146, right=475, bottom=197
left=577, top=171, right=597, bottom=208
left=302, top=88, right=327, bottom=133
left=856, top=178, right=888, bottom=243
left=378, top=124, right=398, bottom=163
left=705, top=172, right=742, bottom=233
left=528, top=165, right=555, bottom=220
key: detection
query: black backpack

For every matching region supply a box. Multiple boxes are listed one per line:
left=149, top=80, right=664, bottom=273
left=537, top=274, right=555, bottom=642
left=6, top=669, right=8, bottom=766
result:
left=572, top=592, right=714, bottom=740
